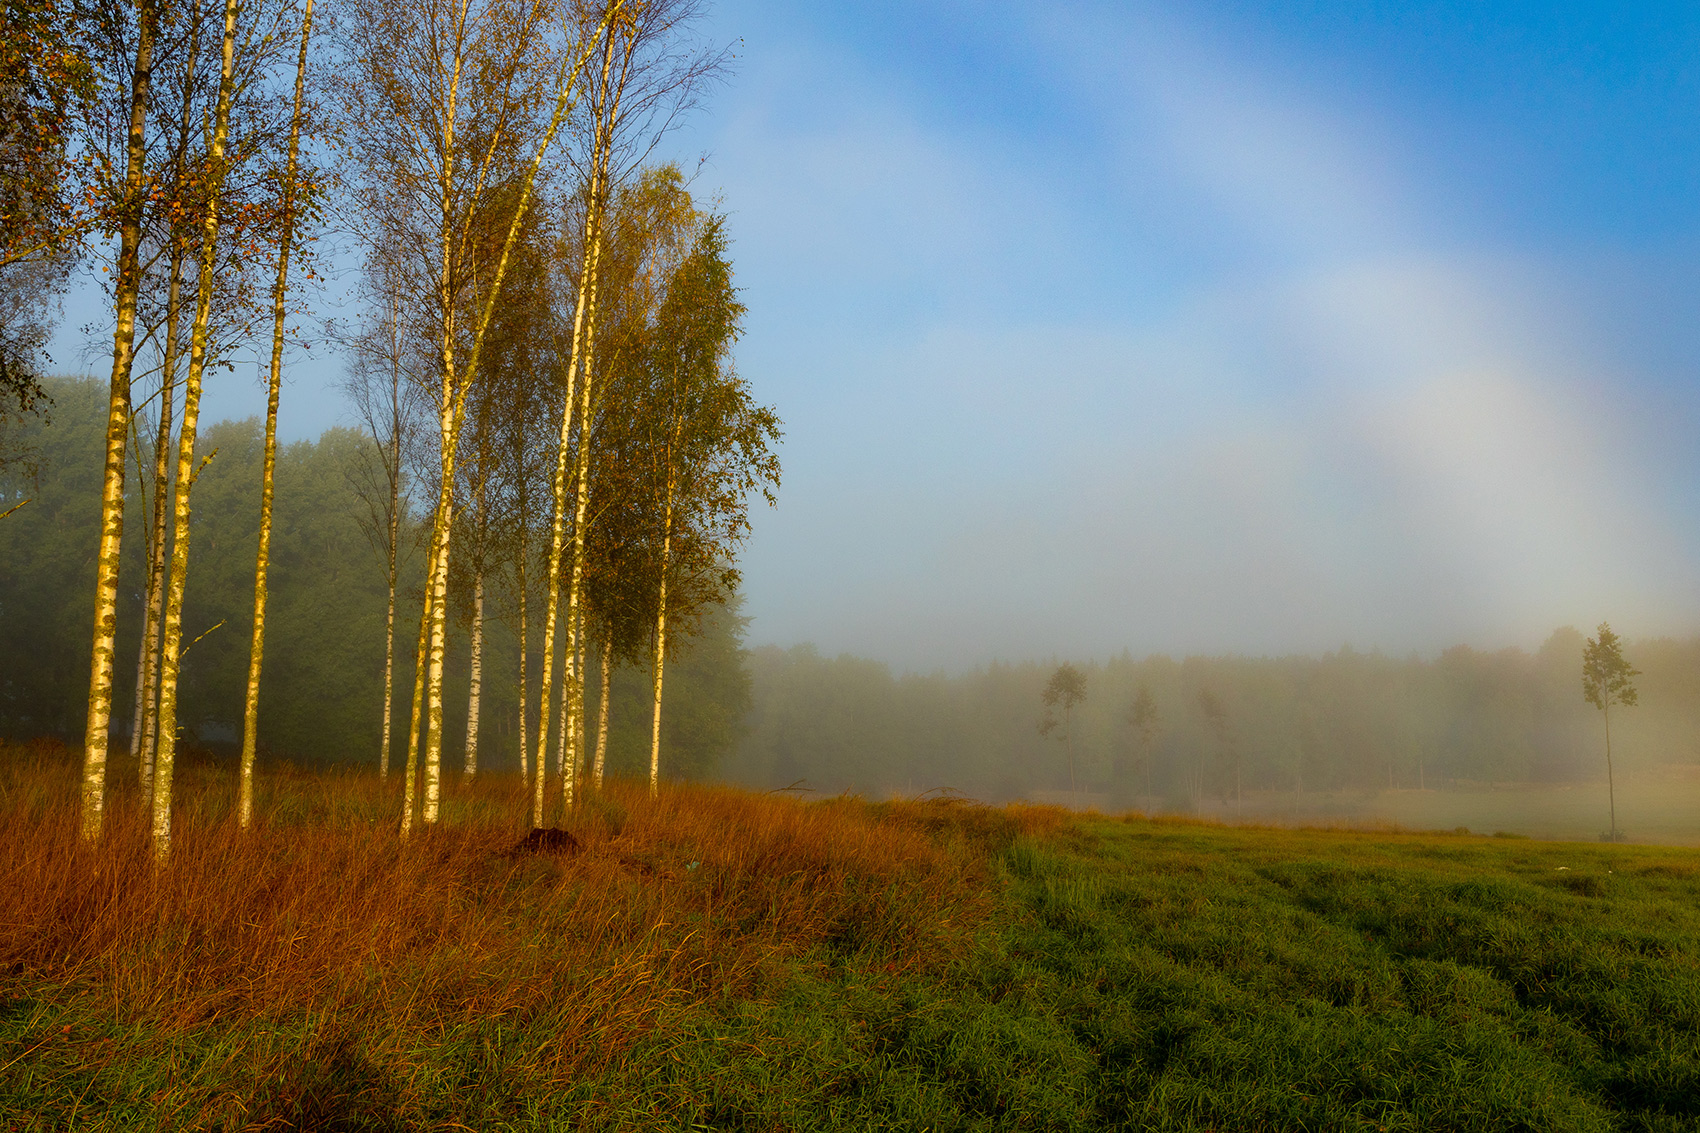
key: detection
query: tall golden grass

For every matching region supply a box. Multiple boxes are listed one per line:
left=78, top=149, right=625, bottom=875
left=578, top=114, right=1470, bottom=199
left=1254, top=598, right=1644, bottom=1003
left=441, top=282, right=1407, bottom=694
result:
left=0, top=738, right=1060, bottom=1118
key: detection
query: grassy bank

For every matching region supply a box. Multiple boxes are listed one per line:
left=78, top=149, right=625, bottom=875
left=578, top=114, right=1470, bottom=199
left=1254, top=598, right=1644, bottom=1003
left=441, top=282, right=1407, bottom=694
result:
left=3, top=742, right=1697, bottom=1130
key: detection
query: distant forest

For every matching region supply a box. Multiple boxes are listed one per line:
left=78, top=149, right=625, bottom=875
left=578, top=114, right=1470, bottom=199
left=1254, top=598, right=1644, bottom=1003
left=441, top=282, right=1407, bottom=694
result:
left=8, top=381, right=1699, bottom=802
left=0, top=378, right=749, bottom=779
left=726, top=636, right=1700, bottom=807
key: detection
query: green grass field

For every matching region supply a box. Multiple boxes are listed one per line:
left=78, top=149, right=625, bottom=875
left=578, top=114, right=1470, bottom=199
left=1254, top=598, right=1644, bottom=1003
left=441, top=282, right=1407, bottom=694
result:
left=4, top=747, right=1698, bottom=1130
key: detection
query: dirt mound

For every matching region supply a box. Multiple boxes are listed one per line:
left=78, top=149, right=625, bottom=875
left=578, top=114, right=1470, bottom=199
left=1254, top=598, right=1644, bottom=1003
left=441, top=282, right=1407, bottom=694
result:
left=512, top=827, right=583, bottom=856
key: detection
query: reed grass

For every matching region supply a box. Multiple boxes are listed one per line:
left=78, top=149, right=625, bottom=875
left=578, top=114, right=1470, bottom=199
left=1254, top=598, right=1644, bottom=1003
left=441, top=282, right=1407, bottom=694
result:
left=0, top=739, right=1057, bottom=1129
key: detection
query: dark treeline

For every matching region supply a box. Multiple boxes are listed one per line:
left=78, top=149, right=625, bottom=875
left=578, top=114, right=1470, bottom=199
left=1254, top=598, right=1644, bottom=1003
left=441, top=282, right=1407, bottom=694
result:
left=725, top=634, right=1700, bottom=807
left=0, top=377, right=749, bottom=778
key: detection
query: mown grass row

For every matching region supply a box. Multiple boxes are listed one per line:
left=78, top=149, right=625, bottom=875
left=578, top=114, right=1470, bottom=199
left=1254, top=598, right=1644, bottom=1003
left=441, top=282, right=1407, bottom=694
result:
left=3, top=740, right=1698, bottom=1130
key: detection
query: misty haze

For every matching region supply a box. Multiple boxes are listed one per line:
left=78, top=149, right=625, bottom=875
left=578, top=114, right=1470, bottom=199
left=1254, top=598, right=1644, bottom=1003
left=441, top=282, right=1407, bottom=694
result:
left=4, top=1, right=1699, bottom=1129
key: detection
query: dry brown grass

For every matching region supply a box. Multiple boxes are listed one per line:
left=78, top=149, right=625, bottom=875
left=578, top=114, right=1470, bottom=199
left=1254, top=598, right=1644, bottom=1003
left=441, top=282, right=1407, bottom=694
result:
left=0, top=738, right=1063, bottom=1124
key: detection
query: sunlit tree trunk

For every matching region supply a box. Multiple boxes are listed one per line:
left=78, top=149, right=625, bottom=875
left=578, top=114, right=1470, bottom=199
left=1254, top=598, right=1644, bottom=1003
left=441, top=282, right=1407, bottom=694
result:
left=648, top=457, right=676, bottom=798
left=516, top=558, right=530, bottom=782
left=573, top=606, right=586, bottom=783
left=378, top=469, right=399, bottom=779
left=1604, top=703, right=1616, bottom=841
left=560, top=282, right=603, bottom=811
left=593, top=623, right=611, bottom=789
left=401, top=574, right=432, bottom=836
left=534, top=22, right=621, bottom=819
left=239, top=0, right=315, bottom=829
left=464, top=567, right=484, bottom=775
left=80, top=0, right=157, bottom=842
left=533, top=221, right=599, bottom=823
left=153, top=0, right=240, bottom=860
left=132, top=245, right=184, bottom=807
left=555, top=609, right=570, bottom=772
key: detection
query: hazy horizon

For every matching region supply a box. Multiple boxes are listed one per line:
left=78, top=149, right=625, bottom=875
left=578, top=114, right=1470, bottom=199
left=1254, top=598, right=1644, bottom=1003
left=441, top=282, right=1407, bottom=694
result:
left=46, top=1, right=1700, bottom=671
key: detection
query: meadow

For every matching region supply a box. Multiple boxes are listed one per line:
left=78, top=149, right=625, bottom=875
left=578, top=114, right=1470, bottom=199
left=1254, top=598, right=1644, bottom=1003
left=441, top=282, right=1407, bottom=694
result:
left=2, top=739, right=1697, bottom=1131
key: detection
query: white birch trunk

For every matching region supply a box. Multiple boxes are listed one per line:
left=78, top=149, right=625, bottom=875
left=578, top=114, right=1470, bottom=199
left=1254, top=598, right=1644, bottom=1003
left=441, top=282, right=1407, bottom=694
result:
left=649, top=475, right=673, bottom=799
left=401, top=573, right=432, bottom=836
left=239, top=0, right=314, bottom=829
left=133, top=247, right=181, bottom=805
left=516, top=561, right=529, bottom=782
left=378, top=484, right=398, bottom=779
left=152, top=0, right=239, bottom=861
left=80, top=0, right=156, bottom=842
left=464, top=568, right=483, bottom=775
left=531, top=24, right=621, bottom=824
left=593, top=623, right=610, bottom=789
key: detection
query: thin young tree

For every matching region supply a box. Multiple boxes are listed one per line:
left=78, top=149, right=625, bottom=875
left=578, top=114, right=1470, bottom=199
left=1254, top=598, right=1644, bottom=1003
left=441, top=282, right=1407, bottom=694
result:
left=343, top=247, right=425, bottom=780
left=1583, top=621, right=1639, bottom=843
left=1196, top=686, right=1237, bottom=809
left=149, top=0, right=240, bottom=859
left=128, top=0, right=225, bottom=796
left=636, top=215, right=774, bottom=797
left=1039, top=662, right=1087, bottom=800
left=238, top=0, right=318, bottom=828
left=1124, top=685, right=1158, bottom=806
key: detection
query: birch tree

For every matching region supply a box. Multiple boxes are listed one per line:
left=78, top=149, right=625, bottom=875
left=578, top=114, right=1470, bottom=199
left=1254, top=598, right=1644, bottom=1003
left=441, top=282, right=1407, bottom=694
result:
left=79, top=0, right=158, bottom=840
left=337, top=0, right=612, bottom=833
left=636, top=215, right=776, bottom=796
left=530, top=0, right=723, bottom=821
left=149, top=0, right=240, bottom=859
left=343, top=246, right=425, bottom=780
left=1582, top=622, right=1638, bottom=843
left=238, top=0, right=317, bottom=828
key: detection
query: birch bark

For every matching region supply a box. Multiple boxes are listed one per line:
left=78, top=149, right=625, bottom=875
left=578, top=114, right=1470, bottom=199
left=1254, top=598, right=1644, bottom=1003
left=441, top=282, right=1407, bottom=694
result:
left=593, top=622, right=610, bottom=788
left=378, top=467, right=398, bottom=779
left=464, top=567, right=484, bottom=774
left=239, top=0, right=315, bottom=829
left=531, top=17, right=623, bottom=817
left=133, top=245, right=182, bottom=806
left=649, top=462, right=674, bottom=798
left=80, top=0, right=157, bottom=842
left=152, top=0, right=240, bottom=860
left=516, top=558, right=530, bottom=781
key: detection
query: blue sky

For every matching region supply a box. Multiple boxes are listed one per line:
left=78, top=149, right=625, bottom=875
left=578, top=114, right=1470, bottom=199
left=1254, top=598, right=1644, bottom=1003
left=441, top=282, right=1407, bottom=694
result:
left=51, top=1, right=1700, bottom=669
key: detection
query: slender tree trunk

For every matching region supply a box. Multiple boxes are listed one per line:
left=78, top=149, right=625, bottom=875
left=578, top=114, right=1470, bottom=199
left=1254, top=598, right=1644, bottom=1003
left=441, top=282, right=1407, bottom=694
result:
left=573, top=609, right=586, bottom=785
left=593, top=622, right=611, bottom=789
left=138, top=0, right=204, bottom=800
left=378, top=482, right=398, bottom=779
left=532, top=212, right=600, bottom=814
left=555, top=610, right=571, bottom=781
left=649, top=579, right=668, bottom=800
left=422, top=367, right=457, bottom=828
left=464, top=568, right=483, bottom=775
left=133, top=247, right=184, bottom=805
left=1604, top=704, right=1617, bottom=841
left=649, top=469, right=674, bottom=799
left=401, top=575, right=432, bottom=836
left=152, top=0, right=239, bottom=861
left=80, top=0, right=157, bottom=842
left=239, top=0, right=315, bottom=829
left=516, top=558, right=529, bottom=781
left=561, top=290, right=603, bottom=812
left=532, top=27, right=618, bottom=815
left=1065, top=711, right=1075, bottom=798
